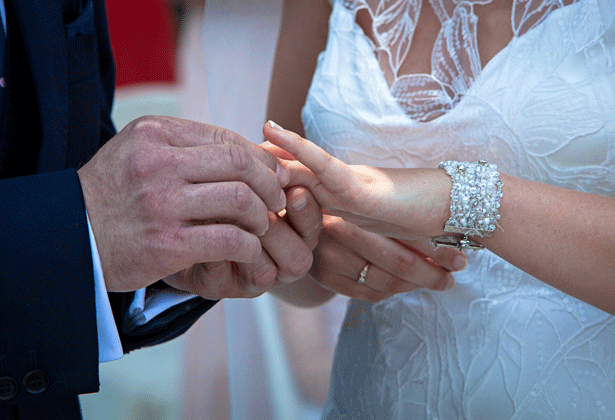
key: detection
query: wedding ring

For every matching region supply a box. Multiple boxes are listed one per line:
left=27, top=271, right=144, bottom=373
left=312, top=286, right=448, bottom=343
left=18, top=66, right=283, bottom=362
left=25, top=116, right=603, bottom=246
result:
left=358, top=263, right=371, bottom=284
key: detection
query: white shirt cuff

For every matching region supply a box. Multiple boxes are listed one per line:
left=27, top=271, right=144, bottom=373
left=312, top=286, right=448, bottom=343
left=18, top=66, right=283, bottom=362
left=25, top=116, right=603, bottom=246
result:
left=88, top=213, right=196, bottom=362
left=128, top=286, right=195, bottom=327
left=88, top=214, right=124, bottom=363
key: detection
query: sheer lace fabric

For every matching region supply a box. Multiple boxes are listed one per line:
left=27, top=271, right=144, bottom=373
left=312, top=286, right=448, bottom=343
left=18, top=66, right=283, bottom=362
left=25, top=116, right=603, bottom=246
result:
left=343, top=0, right=577, bottom=121
left=302, top=0, right=615, bottom=418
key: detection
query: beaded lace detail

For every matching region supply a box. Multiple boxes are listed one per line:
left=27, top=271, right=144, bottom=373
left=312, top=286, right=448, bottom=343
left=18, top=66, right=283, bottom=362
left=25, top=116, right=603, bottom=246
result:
left=343, top=0, right=576, bottom=121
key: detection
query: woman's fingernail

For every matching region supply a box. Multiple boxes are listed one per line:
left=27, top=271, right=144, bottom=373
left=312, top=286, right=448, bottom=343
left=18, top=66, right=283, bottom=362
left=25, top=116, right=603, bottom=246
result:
left=444, top=274, right=456, bottom=290
left=289, top=194, right=308, bottom=211
left=276, top=163, right=290, bottom=186
left=452, top=255, right=468, bottom=271
left=268, top=120, right=283, bottom=131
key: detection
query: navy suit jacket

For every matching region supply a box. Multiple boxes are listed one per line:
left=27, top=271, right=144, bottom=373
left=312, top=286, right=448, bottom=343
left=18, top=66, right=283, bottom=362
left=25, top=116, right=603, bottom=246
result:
left=0, top=1, right=215, bottom=418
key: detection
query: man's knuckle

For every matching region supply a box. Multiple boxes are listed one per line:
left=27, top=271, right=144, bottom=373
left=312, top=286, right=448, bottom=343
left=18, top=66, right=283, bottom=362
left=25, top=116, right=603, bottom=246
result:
left=220, top=226, right=242, bottom=255
left=232, top=183, right=254, bottom=213
left=131, top=115, right=165, bottom=138
left=228, top=144, right=250, bottom=172
left=127, top=150, right=178, bottom=184
left=250, top=264, right=277, bottom=290
left=287, top=250, right=314, bottom=278
left=213, top=126, right=241, bottom=146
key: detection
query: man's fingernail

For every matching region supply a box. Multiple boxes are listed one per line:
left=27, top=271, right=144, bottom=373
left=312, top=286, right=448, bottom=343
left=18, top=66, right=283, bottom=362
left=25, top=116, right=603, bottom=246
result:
left=268, top=120, right=283, bottom=131
left=280, top=189, right=287, bottom=209
left=289, top=194, right=308, bottom=211
left=276, top=163, right=290, bottom=186
left=452, top=255, right=468, bottom=271
left=444, top=274, right=456, bottom=290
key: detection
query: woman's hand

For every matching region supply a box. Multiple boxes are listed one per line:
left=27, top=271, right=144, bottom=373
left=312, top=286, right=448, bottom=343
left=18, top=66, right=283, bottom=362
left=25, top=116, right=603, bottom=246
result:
left=262, top=121, right=615, bottom=314
left=270, top=214, right=467, bottom=306
left=263, top=121, right=452, bottom=240
left=310, top=215, right=467, bottom=301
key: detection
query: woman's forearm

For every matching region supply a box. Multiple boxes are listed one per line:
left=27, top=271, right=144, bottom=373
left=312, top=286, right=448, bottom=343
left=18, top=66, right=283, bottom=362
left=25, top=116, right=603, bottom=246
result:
left=475, top=174, right=615, bottom=314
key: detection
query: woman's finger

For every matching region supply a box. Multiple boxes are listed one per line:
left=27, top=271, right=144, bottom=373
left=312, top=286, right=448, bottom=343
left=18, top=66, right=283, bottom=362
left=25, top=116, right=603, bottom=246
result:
left=323, top=215, right=457, bottom=291
left=263, top=121, right=356, bottom=195
left=260, top=140, right=297, bottom=161
left=394, top=238, right=468, bottom=273
left=311, top=232, right=392, bottom=301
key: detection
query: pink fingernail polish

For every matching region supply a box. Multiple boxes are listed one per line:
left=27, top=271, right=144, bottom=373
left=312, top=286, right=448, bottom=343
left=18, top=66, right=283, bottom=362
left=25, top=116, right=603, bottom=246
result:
left=268, top=120, right=283, bottom=131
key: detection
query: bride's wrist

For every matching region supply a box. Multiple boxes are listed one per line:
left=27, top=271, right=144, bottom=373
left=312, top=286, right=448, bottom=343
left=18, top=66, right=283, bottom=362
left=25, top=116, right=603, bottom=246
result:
left=430, top=168, right=455, bottom=236
left=429, top=160, right=504, bottom=250
left=399, top=168, right=453, bottom=237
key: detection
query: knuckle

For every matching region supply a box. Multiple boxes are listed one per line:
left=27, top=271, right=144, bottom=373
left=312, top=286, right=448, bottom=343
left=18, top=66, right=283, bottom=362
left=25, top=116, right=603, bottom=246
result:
left=318, top=243, right=343, bottom=266
left=286, top=249, right=314, bottom=279
left=227, top=144, right=251, bottom=172
left=262, top=212, right=280, bottom=235
left=393, top=254, right=416, bottom=277
left=130, top=115, right=165, bottom=139
left=249, top=263, right=277, bottom=291
left=325, top=216, right=350, bottom=236
left=213, top=126, right=241, bottom=146
left=219, top=226, right=242, bottom=256
left=127, top=148, right=178, bottom=183
left=232, top=183, right=254, bottom=213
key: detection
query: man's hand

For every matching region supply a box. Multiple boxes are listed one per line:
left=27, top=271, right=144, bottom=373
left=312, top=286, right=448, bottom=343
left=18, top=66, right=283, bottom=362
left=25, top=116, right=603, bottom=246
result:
left=164, top=186, right=323, bottom=299
left=78, top=116, right=289, bottom=295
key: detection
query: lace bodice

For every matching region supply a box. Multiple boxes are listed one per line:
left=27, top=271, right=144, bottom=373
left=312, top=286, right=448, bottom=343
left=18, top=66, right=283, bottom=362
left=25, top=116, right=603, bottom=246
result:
left=303, top=0, right=615, bottom=419
left=343, top=0, right=577, bottom=121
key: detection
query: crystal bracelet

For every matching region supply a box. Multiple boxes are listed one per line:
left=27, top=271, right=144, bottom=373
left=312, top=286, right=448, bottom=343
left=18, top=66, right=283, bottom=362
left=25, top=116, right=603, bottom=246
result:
left=430, top=160, right=502, bottom=250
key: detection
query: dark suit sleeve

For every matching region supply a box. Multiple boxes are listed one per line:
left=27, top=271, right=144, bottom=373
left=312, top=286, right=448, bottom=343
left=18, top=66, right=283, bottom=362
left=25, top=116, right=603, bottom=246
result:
left=0, top=169, right=99, bottom=405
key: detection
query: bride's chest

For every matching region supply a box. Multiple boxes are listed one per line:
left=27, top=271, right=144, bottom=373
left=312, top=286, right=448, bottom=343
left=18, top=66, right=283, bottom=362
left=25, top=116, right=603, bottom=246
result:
left=303, top=0, right=615, bottom=193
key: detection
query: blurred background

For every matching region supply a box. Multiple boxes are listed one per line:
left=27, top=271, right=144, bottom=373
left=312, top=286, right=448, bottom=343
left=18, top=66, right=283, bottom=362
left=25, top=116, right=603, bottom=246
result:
left=79, top=1, right=348, bottom=419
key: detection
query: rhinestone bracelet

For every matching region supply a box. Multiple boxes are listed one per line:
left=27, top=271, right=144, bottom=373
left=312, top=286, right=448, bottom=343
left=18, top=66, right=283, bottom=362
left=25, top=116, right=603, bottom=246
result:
left=430, top=160, right=502, bottom=250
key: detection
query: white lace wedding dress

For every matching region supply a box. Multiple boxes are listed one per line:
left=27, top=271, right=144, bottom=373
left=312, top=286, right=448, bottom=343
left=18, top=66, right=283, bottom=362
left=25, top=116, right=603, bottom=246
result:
left=301, top=0, right=615, bottom=418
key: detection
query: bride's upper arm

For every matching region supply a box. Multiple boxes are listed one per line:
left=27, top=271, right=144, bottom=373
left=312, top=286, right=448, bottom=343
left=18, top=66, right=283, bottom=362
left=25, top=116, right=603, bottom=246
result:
left=266, top=0, right=331, bottom=138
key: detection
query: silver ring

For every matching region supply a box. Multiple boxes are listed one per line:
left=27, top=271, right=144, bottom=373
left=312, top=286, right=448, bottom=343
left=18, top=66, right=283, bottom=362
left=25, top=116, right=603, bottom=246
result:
left=358, top=263, right=371, bottom=284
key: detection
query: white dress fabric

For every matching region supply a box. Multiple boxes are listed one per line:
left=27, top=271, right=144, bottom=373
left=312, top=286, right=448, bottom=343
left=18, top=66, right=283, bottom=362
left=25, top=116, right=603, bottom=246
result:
left=302, top=0, right=615, bottom=418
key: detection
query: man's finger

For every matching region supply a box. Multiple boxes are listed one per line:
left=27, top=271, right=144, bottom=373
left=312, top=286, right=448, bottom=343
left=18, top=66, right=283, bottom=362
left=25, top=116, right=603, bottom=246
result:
left=283, top=186, right=323, bottom=249
left=259, top=212, right=313, bottom=283
left=180, top=224, right=263, bottom=264
left=180, top=182, right=271, bottom=236
left=131, top=116, right=288, bottom=185
left=178, top=144, right=287, bottom=212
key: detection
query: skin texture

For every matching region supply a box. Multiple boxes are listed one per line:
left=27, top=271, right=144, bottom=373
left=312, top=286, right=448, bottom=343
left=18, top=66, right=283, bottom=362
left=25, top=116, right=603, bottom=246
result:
left=78, top=115, right=321, bottom=300
left=264, top=122, right=615, bottom=315
left=263, top=141, right=465, bottom=307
